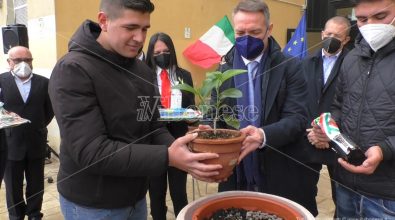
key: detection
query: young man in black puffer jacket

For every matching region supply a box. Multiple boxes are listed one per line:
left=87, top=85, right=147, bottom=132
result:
left=49, top=1, right=222, bottom=219
left=310, top=0, right=395, bottom=219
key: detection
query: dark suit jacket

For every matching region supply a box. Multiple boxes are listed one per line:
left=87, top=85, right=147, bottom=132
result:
left=0, top=72, right=54, bottom=160
left=216, top=38, right=308, bottom=192
left=302, top=49, right=348, bottom=165
left=165, top=68, right=195, bottom=139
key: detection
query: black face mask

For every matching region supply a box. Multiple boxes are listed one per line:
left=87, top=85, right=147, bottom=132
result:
left=322, top=37, right=342, bottom=54
left=154, top=53, right=171, bottom=69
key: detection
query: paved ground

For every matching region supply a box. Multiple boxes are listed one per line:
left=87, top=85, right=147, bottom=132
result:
left=0, top=158, right=335, bottom=219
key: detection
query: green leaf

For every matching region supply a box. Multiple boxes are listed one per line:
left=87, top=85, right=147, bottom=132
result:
left=220, top=88, right=242, bottom=100
left=198, top=104, right=213, bottom=115
left=172, top=83, right=197, bottom=96
left=223, top=114, right=240, bottom=129
left=221, top=69, right=247, bottom=83
left=200, top=77, right=220, bottom=99
left=172, top=69, right=246, bottom=130
left=206, top=71, right=221, bottom=79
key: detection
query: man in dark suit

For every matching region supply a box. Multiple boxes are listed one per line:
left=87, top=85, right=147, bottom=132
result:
left=215, top=0, right=318, bottom=216
left=0, top=46, right=54, bottom=220
left=304, top=16, right=351, bottom=215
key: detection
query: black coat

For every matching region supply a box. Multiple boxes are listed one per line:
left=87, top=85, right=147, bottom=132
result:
left=0, top=72, right=53, bottom=160
left=217, top=37, right=309, bottom=195
left=49, top=20, right=174, bottom=208
left=302, top=49, right=349, bottom=165
left=332, top=35, right=395, bottom=199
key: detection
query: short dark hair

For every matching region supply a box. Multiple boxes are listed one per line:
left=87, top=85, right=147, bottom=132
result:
left=325, top=16, right=352, bottom=36
left=100, top=0, right=155, bottom=19
left=233, top=0, right=271, bottom=27
left=146, top=32, right=178, bottom=70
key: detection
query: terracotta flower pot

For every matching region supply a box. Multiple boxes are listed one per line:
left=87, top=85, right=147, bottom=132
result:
left=190, top=129, right=246, bottom=181
left=177, top=191, right=314, bottom=220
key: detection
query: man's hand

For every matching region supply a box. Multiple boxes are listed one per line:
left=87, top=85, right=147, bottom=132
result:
left=307, top=120, right=331, bottom=149
left=197, top=124, right=212, bottom=130
left=338, top=146, right=383, bottom=175
left=238, top=125, right=264, bottom=163
left=307, top=128, right=330, bottom=149
left=168, top=133, right=223, bottom=182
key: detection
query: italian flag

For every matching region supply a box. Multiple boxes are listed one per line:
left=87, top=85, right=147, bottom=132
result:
left=183, top=16, right=235, bottom=69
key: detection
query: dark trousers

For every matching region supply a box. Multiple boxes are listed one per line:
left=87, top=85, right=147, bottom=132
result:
left=5, top=158, right=45, bottom=220
left=293, top=162, right=321, bottom=217
left=149, top=167, right=188, bottom=220
left=0, top=148, right=6, bottom=189
left=327, top=164, right=337, bottom=217
left=0, top=131, right=6, bottom=188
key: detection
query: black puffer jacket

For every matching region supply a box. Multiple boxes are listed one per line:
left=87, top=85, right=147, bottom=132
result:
left=49, top=20, right=173, bottom=208
left=332, top=35, right=395, bottom=199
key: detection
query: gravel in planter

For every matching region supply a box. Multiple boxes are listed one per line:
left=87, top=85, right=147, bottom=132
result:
left=203, top=207, right=283, bottom=220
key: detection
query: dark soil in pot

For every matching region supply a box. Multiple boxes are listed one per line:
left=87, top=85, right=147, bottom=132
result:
left=204, top=207, right=283, bottom=220
left=197, top=130, right=241, bottom=139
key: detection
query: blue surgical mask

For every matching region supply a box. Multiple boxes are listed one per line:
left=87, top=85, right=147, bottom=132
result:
left=235, top=35, right=264, bottom=60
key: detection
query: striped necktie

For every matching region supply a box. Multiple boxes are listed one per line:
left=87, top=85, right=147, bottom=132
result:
left=247, top=61, right=259, bottom=120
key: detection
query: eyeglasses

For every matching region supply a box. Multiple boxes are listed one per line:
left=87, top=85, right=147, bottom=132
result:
left=9, top=57, right=33, bottom=64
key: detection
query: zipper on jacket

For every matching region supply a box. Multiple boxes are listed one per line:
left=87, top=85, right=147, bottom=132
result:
left=356, top=56, right=375, bottom=145
left=353, top=56, right=375, bottom=186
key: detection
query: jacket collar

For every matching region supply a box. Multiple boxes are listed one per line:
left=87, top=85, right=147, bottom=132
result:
left=4, top=72, right=36, bottom=105
left=354, top=33, right=395, bottom=58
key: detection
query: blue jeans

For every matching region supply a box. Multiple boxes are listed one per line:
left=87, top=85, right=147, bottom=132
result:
left=336, top=184, right=395, bottom=219
left=60, top=194, right=147, bottom=220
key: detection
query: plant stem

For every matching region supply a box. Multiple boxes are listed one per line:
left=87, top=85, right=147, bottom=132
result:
left=214, top=85, right=220, bottom=135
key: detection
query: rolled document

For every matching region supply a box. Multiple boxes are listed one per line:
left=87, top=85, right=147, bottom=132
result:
left=314, top=113, right=366, bottom=166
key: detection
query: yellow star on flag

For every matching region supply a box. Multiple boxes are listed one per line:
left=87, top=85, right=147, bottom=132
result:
left=293, top=40, right=298, bottom=45
left=301, top=37, right=304, bottom=42
left=288, top=47, right=292, bottom=52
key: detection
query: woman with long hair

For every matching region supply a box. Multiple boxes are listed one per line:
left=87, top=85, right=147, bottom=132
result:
left=146, top=32, right=195, bottom=219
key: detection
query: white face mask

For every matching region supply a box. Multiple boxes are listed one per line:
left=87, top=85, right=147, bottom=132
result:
left=359, top=17, right=395, bottom=52
left=12, top=61, right=32, bottom=78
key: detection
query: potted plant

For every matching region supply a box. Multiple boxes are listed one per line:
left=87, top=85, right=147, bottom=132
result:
left=173, top=69, right=247, bottom=180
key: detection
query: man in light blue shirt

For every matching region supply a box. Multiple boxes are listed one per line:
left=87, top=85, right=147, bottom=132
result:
left=0, top=46, right=54, bottom=220
left=303, top=16, right=351, bottom=218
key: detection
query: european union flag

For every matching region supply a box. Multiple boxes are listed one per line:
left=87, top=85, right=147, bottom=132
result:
left=284, top=12, right=307, bottom=59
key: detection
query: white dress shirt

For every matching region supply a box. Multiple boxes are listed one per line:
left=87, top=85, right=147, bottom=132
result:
left=322, top=49, right=341, bottom=85
left=156, top=67, right=182, bottom=109
left=12, top=72, right=33, bottom=103
left=240, top=53, right=266, bottom=149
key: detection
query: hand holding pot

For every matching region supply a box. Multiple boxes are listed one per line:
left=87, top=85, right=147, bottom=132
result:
left=238, top=125, right=265, bottom=163
left=168, top=132, right=223, bottom=182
